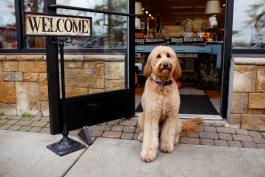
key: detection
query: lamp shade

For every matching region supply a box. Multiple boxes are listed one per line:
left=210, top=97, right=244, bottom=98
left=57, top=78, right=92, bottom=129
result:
left=135, top=2, right=143, bottom=15
left=205, top=1, right=221, bottom=14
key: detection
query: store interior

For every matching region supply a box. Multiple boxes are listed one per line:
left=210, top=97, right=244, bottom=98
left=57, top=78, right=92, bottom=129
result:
left=134, top=0, right=226, bottom=117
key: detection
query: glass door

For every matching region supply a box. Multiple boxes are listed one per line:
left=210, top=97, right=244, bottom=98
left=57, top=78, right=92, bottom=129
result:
left=45, top=0, right=135, bottom=134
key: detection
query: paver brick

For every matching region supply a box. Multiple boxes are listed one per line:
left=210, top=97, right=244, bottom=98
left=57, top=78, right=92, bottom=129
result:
left=111, top=125, right=124, bottom=132
left=0, top=119, right=8, bottom=124
left=180, top=137, right=200, bottom=145
left=107, top=119, right=120, bottom=125
left=8, top=125, right=21, bottom=131
left=22, top=118, right=32, bottom=121
left=219, top=133, right=232, bottom=141
left=102, top=131, right=122, bottom=139
left=31, top=121, right=47, bottom=127
left=232, top=134, right=253, bottom=142
left=252, top=136, right=265, bottom=144
left=135, top=127, right=141, bottom=133
left=200, top=139, right=214, bottom=146
left=101, top=125, right=113, bottom=131
left=216, top=127, right=236, bottom=134
left=214, top=140, right=228, bottom=146
left=88, top=125, right=100, bottom=131
left=6, top=120, right=18, bottom=125
left=249, top=131, right=261, bottom=138
left=201, top=123, right=210, bottom=126
left=69, top=130, right=80, bottom=136
left=41, top=117, right=50, bottom=121
left=123, top=126, right=136, bottom=133
left=121, top=132, right=134, bottom=140
left=198, top=126, right=203, bottom=132
left=40, top=128, right=50, bottom=134
left=257, top=144, right=265, bottom=149
left=203, top=126, right=216, bottom=132
left=235, top=129, right=249, bottom=136
left=19, top=126, right=31, bottom=132
left=90, top=131, right=103, bottom=137
left=119, top=119, right=138, bottom=126
left=210, top=123, right=224, bottom=127
left=186, top=132, right=199, bottom=138
left=0, top=125, right=11, bottom=130
left=89, top=125, right=109, bottom=131
left=31, top=117, right=41, bottom=121
left=7, top=116, right=21, bottom=120
left=199, top=132, right=218, bottom=139
left=242, top=142, right=258, bottom=148
left=29, top=127, right=42, bottom=132
left=228, top=141, right=243, bottom=148
left=16, top=120, right=32, bottom=126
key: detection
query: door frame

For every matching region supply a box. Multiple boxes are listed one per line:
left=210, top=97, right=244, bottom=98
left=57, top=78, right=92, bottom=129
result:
left=45, top=0, right=135, bottom=134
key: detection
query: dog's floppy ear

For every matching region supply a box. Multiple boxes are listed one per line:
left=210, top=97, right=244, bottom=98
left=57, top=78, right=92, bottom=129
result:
left=144, top=55, right=152, bottom=78
left=173, top=57, right=182, bottom=79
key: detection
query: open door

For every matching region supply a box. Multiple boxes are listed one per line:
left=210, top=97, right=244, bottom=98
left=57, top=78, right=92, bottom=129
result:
left=45, top=0, right=135, bottom=134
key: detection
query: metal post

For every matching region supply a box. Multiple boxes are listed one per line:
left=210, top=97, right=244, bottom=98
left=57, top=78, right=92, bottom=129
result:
left=46, top=37, right=86, bottom=156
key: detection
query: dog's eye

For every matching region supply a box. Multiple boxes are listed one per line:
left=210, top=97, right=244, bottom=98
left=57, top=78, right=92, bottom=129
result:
left=167, top=53, right=171, bottom=58
left=157, top=55, right=161, bottom=58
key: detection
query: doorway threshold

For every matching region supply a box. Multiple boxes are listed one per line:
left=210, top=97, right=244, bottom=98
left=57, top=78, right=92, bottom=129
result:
left=134, top=112, right=222, bottom=120
left=179, top=114, right=222, bottom=120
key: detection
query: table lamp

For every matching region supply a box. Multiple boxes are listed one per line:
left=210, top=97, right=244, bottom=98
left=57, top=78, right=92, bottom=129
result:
left=205, top=0, right=221, bottom=28
left=135, top=2, right=143, bottom=29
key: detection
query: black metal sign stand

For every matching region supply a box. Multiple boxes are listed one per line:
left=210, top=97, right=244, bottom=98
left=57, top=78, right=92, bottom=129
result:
left=46, top=37, right=86, bottom=156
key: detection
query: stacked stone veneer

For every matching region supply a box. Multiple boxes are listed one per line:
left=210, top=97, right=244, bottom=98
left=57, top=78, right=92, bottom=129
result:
left=0, top=54, right=125, bottom=117
left=228, top=57, right=265, bottom=131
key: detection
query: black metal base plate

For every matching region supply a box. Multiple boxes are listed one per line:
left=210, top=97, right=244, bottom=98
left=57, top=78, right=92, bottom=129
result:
left=46, top=137, right=86, bottom=157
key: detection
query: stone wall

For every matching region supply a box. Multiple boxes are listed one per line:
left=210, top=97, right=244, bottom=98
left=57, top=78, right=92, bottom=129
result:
left=0, top=54, right=125, bottom=117
left=228, top=57, right=265, bottom=131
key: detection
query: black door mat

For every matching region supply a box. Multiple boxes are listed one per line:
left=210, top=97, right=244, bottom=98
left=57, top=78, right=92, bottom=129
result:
left=135, top=95, right=219, bottom=115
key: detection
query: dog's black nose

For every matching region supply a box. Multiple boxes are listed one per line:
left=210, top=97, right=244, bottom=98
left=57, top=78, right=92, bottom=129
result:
left=163, top=62, right=169, bottom=68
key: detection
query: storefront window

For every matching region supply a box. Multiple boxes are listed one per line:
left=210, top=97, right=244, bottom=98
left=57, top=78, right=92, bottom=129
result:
left=57, top=0, right=128, bottom=49
left=232, top=0, right=265, bottom=49
left=24, top=0, right=45, bottom=48
left=0, top=0, right=17, bottom=49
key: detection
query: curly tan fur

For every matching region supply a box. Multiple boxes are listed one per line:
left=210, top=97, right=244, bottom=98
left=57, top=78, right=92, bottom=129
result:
left=138, top=46, right=203, bottom=162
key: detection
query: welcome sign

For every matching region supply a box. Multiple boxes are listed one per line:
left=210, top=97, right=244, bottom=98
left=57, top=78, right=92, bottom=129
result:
left=25, top=13, right=92, bottom=37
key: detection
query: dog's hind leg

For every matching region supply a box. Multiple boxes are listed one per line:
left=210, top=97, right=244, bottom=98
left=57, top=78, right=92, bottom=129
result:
left=138, top=112, right=145, bottom=142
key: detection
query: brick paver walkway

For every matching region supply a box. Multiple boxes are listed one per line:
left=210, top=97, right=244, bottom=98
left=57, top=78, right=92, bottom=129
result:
left=0, top=115, right=265, bottom=149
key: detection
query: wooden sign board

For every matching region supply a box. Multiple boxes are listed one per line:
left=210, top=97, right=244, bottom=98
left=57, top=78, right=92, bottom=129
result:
left=25, top=13, right=92, bottom=37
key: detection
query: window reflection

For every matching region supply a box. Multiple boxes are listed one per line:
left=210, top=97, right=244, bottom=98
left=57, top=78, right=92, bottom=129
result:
left=232, top=0, right=265, bottom=49
left=0, top=0, right=17, bottom=49
left=57, top=0, right=128, bottom=50
left=24, top=0, right=45, bottom=48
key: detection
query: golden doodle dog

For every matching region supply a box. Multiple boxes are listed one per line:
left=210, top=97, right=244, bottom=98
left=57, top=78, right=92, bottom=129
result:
left=138, top=46, right=203, bottom=162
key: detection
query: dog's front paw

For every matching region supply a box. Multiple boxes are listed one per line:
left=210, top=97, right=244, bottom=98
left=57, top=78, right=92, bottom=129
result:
left=141, top=147, right=157, bottom=162
left=138, top=132, right=143, bottom=142
left=160, top=141, right=174, bottom=153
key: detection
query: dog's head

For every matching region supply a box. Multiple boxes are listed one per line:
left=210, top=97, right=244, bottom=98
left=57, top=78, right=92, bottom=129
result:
left=144, top=46, right=182, bottom=79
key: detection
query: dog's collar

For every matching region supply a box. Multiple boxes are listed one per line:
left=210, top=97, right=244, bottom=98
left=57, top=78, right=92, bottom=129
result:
left=153, top=79, right=172, bottom=87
